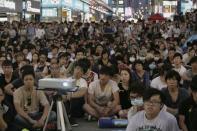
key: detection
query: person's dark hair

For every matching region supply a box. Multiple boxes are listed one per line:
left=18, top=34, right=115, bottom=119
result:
left=99, top=66, right=111, bottom=76
left=75, top=58, right=91, bottom=74
left=75, top=48, right=85, bottom=55
left=51, top=45, right=59, bottom=50
left=22, top=70, right=35, bottom=80
left=173, top=52, right=182, bottom=59
left=159, top=65, right=172, bottom=76
left=128, top=82, right=145, bottom=96
left=101, top=49, right=110, bottom=58
left=190, top=75, right=197, bottom=91
left=165, top=70, right=181, bottom=82
left=133, top=60, right=143, bottom=69
left=168, top=47, right=176, bottom=52
left=190, top=56, right=197, bottom=65
left=20, top=65, right=34, bottom=75
left=2, top=60, right=12, bottom=67
left=58, top=52, right=70, bottom=59
left=143, top=88, right=166, bottom=103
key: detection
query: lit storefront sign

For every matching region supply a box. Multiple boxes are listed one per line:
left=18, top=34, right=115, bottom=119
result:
left=26, top=1, right=40, bottom=13
left=42, top=0, right=72, bottom=7
left=181, top=0, right=193, bottom=14
left=42, top=8, right=58, bottom=17
left=0, top=0, right=16, bottom=10
left=163, top=1, right=177, bottom=18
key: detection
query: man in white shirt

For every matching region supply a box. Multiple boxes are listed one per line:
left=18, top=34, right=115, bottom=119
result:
left=126, top=88, right=180, bottom=131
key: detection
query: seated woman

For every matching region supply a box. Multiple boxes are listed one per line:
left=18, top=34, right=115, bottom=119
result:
left=118, top=68, right=132, bottom=118
left=162, top=70, right=189, bottom=117
left=13, top=67, right=56, bottom=130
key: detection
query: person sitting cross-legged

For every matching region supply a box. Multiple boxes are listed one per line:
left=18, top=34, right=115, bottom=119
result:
left=83, top=66, right=121, bottom=119
left=13, top=68, right=56, bottom=130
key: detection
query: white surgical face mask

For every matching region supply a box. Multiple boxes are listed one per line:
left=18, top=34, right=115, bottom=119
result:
left=129, top=57, right=136, bottom=62
left=139, top=57, right=145, bottom=61
left=154, top=57, right=160, bottom=61
left=149, top=62, right=156, bottom=70
left=130, top=98, right=143, bottom=106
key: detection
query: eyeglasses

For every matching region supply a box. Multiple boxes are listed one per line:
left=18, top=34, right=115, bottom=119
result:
left=144, top=100, right=161, bottom=106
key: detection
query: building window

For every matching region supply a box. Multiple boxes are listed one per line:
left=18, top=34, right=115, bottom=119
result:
left=118, top=8, right=124, bottom=13
left=119, top=0, right=123, bottom=4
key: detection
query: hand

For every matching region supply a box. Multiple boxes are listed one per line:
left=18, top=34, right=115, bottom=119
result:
left=28, top=118, right=37, bottom=125
left=103, top=107, right=111, bottom=116
left=97, top=107, right=105, bottom=116
left=33, top=119, right=44, bottom=128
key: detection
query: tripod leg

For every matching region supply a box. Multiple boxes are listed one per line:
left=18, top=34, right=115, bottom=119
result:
left=57, top=101, right=61, bottom=130
left=43, top=100, right=54, bottom=131
left=57, top=101, right=66, bottom=131
left=61, top=101, right=72, bottom=131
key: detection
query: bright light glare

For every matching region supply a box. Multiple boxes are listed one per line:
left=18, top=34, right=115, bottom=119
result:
left=63, top=82, right=68, bottom=87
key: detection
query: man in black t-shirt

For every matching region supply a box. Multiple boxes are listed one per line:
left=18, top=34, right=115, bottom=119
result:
left=179, top=75, right=197, bottom=131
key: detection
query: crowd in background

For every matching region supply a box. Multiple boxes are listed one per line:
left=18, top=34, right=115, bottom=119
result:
left=0, top=9, right=197, bottom=131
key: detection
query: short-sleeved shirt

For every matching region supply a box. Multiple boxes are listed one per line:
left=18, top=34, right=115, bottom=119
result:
left=68, top=77, right=88, bottom=89
left=0, top=74, right=18, bottom=91
left=13, top=86, right=49, bottom=113
left=162, top=88, right=189, bottom=109
left=126, top=110, right=180, bottom=131
left=179, top=96, right=197, bottom=130
left=88, top=80, right=119, bottom=106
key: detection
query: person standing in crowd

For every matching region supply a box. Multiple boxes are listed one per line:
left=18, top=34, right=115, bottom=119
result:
left=83, top=66, right=121, bottom=118
left=179, top=75, right=197, bottom=131
left=126, top=88, right=180, bottom=131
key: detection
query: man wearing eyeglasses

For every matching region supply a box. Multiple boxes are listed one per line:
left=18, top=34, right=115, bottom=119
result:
left=126, top=88, right=180, bottom=131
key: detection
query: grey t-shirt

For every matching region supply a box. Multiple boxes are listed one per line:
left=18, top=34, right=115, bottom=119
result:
left=126, top=110, right=180, bottom=131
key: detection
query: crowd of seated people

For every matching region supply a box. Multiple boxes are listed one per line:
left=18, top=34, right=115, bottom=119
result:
left=0, top=9, right=197, bottom=131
